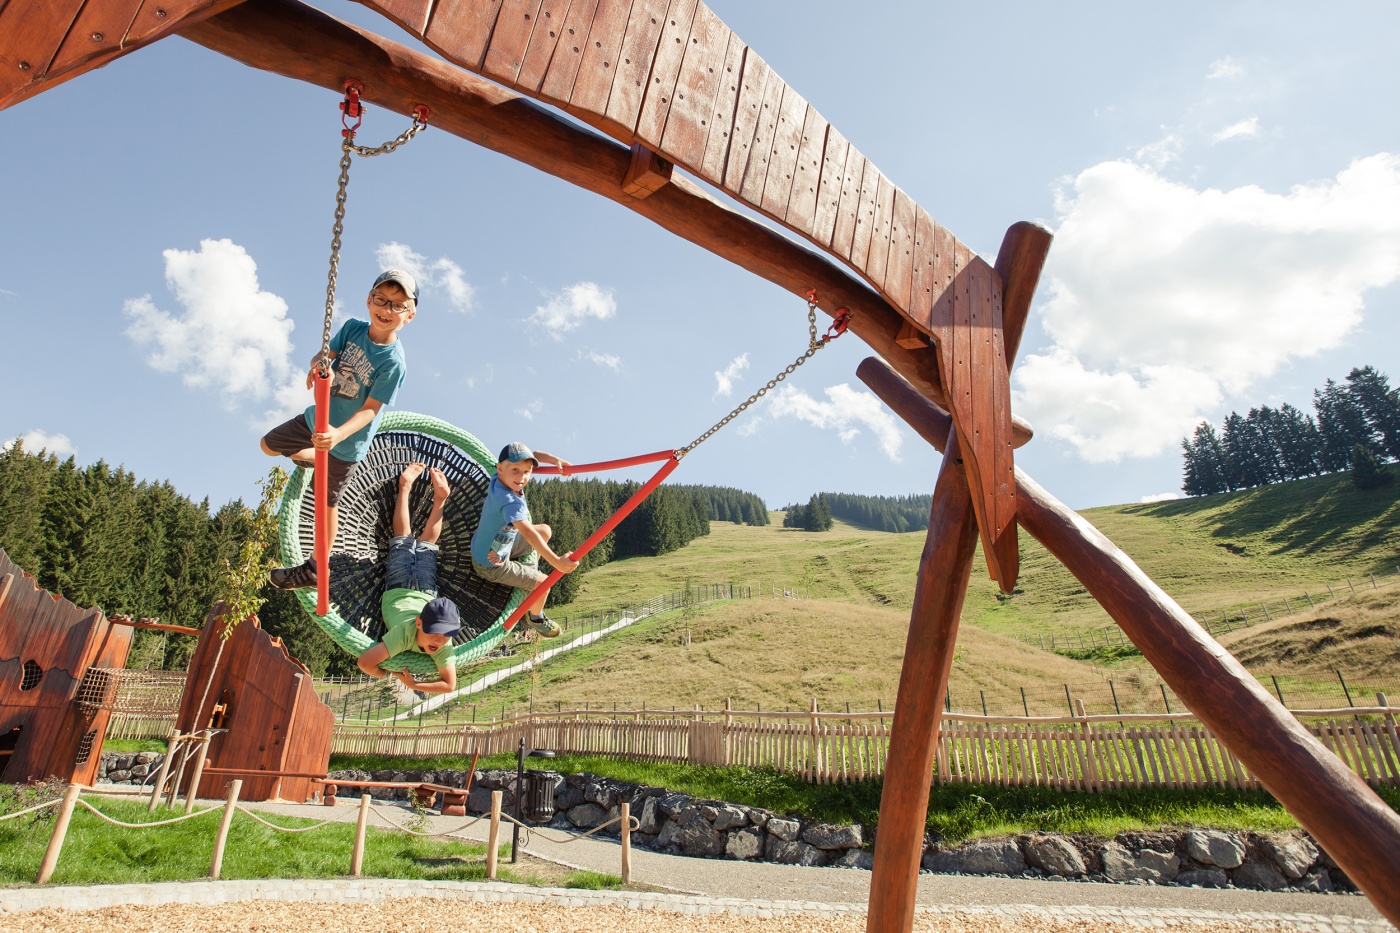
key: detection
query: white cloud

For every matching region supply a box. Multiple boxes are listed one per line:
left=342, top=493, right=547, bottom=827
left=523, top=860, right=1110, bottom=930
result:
left=376, top=242, right=476, bottom=312
left=714, top=353, right=749, bottom=398
left=529, top=282, right=616, bottom=339
left=1207, top=57, right=1244, bottom=80
left=766, top=384, right=904, bottom=460
left=579, top=349, right=623, bottom=372
left=1134, top=132, right=1183, bottom=169
left=123, top=238, right=303, bottom=426
left=1212, top=116, right=1261, bottom=143
left=1140, top=492, right=1182, bottom=503
left=1015, top=154, right=1400, bottom=462
left=515, top=399, right=543, bottom=421
left=3, top=429, right=76, bottom=458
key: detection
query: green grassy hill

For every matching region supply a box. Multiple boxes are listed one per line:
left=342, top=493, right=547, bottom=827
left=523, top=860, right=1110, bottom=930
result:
left=432, top=472, right=1399, bottom=720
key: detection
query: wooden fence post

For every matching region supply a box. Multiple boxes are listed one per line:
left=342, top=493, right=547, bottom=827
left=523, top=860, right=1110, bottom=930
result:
left=620, top=801, right=632, bottom=885
left=351, top=793, right=371, bottom=876
left=209, top=779, right=242, bottom=879
left=1075, top=699, right=1099, bottom=792
left=487, top=790, right=502, bottom=880
left=184, top=733, right=212, bottom=814
left=35, top=783, right=83, bottom=884
left=809, top=697, right=822, bottom=784
left=148, top=731, right=182, bottom=812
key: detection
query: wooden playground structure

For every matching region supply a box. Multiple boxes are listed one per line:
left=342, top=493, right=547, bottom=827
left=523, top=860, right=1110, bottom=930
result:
left=3, top=0, right=1399, bottom=928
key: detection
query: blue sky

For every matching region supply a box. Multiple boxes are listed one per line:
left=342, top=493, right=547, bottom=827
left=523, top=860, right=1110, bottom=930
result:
left=2, top=0, right=1398, bottom=513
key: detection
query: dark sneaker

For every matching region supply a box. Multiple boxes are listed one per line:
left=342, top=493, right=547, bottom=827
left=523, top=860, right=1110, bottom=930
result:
left=269, top=559, right=317, bottom=590
left=524, top=614, right=561, bottom=638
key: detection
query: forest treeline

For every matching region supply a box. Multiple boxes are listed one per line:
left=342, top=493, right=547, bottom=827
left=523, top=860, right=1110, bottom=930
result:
left=0, top=443, right=774, bottom=673
left=1181, top=366, right=1400, bottom=496
left=782, top=492, right=933, bottom=532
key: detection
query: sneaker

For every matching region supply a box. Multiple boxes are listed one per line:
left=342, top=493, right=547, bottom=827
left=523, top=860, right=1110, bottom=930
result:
left=269, top=559, right=317, bottom=590
left=524, top=614, right=561, bottom=638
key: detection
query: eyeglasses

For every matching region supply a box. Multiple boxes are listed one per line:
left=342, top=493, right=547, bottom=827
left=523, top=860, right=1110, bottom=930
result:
left=370, top=294, right=414, bottom=315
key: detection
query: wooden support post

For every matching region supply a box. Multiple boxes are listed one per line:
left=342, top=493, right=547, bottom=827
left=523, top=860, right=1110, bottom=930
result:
left=209, top=779, right=242, bottom=880
left=351, top=793, right=371, bottom=876
left=857, top=354, right=1400, bottom=926
left=184, top=733, right=212, bottom=814
left=621, top=143, right=673, bottom=198
left=149, top=732, right=181, bottom=812
left=620, top=801, right=632, bottom=885
left=866, top=432, right=979, bottom=933
left=487, top=790, right=502, bottom=880
left=35, top=783, right=83, bottom=884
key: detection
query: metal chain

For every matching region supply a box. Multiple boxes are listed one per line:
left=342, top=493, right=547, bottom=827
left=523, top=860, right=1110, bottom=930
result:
left=679, top=297, right=846, bottom=457
left=318, top=110, right=429, bottom=375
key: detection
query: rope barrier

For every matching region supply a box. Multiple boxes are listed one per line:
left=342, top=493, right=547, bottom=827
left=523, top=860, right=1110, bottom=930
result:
left=74, top=797, right=220, bottom=828
left=234, top=806, right=351, bottom=834
left=0, top=799, right=61, bottom=822
left=498, top=811, right=640, bottom=843
left=366, top=803, right=486, bottom=837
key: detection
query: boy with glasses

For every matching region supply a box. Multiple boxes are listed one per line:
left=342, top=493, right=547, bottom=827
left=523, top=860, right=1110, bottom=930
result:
left=263, top=269, right=417, bottom=589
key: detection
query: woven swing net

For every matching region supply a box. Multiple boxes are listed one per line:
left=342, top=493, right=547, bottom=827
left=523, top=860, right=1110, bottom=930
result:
left=277, top=411, right=525, bottom=674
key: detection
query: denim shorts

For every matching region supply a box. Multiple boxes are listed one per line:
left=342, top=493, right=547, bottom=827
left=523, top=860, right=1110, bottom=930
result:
left=385, top=535, right=439, bottom=595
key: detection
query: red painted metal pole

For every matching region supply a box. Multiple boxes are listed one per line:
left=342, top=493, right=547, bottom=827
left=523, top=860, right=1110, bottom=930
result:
left=313, top=371, right=331, bottom=616
left=531, top=449, right=675, bottom=475
left=502, top=455, right=681, bottom=631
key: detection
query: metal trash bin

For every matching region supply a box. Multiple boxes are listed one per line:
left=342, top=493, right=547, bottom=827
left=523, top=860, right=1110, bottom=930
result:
left=521, top=769, right=558, bottom=824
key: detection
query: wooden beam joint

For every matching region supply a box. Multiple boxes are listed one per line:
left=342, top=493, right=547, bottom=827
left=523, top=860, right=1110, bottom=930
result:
left=621, top=143, right=673, bottom=198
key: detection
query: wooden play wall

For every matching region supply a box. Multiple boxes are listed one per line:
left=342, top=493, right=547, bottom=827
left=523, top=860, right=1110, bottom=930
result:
left=0, top=548, right=132, bottom=786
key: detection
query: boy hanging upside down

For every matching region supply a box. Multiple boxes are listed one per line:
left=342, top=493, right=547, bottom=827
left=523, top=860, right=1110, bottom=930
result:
left=356, top=462, right=459, bottom=695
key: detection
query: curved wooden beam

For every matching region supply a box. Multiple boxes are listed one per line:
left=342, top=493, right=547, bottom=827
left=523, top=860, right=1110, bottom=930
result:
left=857, top=355, right=1400, bottom=927
left=179, top=0, right=1036, bottom=450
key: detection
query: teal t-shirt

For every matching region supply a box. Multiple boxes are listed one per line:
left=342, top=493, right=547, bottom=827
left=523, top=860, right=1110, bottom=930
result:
left=302, top=318, right=407, bottom=462
left=379, top=588, right=455, bottom=670
left=470, top=476, right=530, bottom=566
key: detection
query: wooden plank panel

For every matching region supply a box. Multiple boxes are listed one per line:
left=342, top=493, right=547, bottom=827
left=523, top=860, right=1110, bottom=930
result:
left=721, top=49, right=772, bottom=193
left=601, top=0, right=667, bottom=135
left=829, top=149, right=866, bottom=260
left=425, top=0, right=507, bottom=71
left=863, top=173, right=897, bottom=290
left=847, top=160, right=881, bottom=270
left=481, top=0, right=545, bottom=86
left=906, top=206, right=936, bottom=332
left=355, top=0, right=436, bottom=37
left=883, top=187, right=917, bottom=312
left=0, top=0, right=85, bottom=95
left=566, top=0, right=633, bottom=119
left=696, top=34, right=743, bottom=183
left=656, top=0, right=728, bottom=172
left=735, top=61, right=784, bottom=204
left=758, top=84, right=809, bottom=218
left=633, top=0, right=698, bottom=147
left=514, top=0, right=573, bottom=95
left=536, top=0, right=600, bottom=104
left=46, top=0, right=142, bottom=77
left=781, top=105, right=826, bottom=236
left=810, top=125, right=849, bottom=249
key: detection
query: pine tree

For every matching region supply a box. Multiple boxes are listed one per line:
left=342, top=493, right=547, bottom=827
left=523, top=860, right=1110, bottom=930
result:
left=1315, top=379, right=1373, bottom=472
left=1351, top=443, right=1394, bottom=490
left=1346, top=366, right=1400, bottom=459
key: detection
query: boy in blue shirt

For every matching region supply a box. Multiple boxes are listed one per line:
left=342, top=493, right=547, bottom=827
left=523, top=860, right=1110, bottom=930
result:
left=356, top=462, right=460, bottom=694
left=263, top=269, right=415, bottom=589
left=471, top=442, right=577, bottom=638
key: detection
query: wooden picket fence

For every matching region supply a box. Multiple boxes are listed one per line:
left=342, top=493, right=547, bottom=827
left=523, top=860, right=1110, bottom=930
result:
left=328, top=699, right=1400, bottom=791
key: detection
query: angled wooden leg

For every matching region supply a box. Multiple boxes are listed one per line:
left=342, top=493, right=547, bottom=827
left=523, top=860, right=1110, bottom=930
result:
left=866, top=432, right=978, bottom=933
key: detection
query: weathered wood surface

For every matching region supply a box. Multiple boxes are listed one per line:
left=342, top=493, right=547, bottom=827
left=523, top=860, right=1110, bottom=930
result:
left=0, top=0, right=248, bottom=111
left=180, top=0, right=1033, bottom=454
left=176, top=610, right=333, bottom=802
left=857, top=355, right=1400, bottom=926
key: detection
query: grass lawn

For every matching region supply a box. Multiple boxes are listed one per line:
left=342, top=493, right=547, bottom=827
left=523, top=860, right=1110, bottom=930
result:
left=0, top=785, right=619, bottom=889
left=328, top=753, right=1400, bottom=844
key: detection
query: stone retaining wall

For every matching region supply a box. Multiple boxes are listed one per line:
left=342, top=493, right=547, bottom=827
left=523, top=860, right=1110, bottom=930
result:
left=95, top=755, right=1359, bottom=894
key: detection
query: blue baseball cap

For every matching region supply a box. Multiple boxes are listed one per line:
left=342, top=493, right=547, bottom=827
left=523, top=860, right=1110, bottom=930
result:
left=499, top=442, right=537, bottom=465
left=371, top=269, right=420, bottom=305
left=419, top=597, right=460, bottom=636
